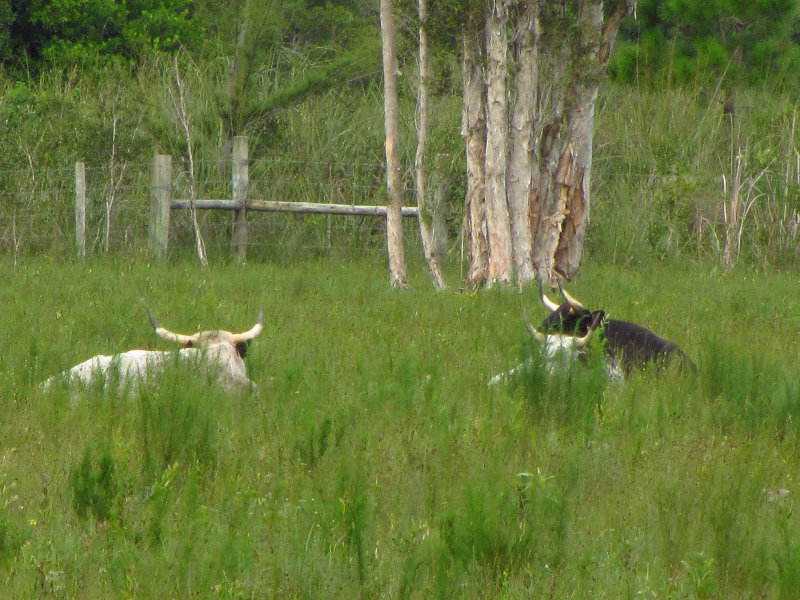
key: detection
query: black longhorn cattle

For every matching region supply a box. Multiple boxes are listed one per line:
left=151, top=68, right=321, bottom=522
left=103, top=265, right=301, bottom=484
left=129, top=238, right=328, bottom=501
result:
left=535, top=282, right=695, bottom=376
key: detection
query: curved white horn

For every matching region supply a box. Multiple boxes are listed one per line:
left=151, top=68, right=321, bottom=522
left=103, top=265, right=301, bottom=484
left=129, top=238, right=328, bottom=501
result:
left=146, top=308, right=198, bottom=346
left=538, top=280, right=560, bottom=312
left=524, top=320, right=547, bottom=344
left=557, top=282, right=585, bottom=312
left=230, top=309, right=264, bottom=344
left=573, top=327, right=595, bottom=348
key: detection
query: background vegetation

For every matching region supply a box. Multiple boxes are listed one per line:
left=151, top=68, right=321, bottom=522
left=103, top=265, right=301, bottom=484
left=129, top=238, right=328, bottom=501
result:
left=1, top=0, right=799, bottom=272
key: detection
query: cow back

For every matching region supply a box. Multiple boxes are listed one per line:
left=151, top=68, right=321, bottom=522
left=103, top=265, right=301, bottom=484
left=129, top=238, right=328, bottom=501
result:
left=603, top=319, right=692, bottom=373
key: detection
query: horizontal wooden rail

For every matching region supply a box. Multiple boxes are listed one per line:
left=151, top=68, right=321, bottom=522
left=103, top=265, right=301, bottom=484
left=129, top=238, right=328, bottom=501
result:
left=144, top=138, right=437, bottom=262
left=170, top=199, right=420, bottom=217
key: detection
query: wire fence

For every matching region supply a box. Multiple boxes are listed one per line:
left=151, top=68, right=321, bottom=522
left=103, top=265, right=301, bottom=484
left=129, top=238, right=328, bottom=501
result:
left=0, top=154, right=433, bottom=263
left=2, top=145, right=799, bottom=268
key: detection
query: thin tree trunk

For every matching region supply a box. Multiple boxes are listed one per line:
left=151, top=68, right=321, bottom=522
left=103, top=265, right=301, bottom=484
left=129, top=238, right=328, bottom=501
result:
left=415, top=0, right=447, bottom=289
left=484, top=0, right=513, bottom=285
left=221, top=0, right=251, bottom=175
left=507, top=0, right=540, bottom=285
left=380, top=0, right=408, bottom=288
left=104, top=112, right=124, bottom=253
left=173, top=53, right=208, bottom=267
left=462, top=25, right=488, bottom=288
left=222, top=0, right=274, bottom=175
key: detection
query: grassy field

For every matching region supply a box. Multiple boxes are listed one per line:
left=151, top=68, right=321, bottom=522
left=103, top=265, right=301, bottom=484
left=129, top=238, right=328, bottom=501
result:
left=2, top=255, right=800, bottom=598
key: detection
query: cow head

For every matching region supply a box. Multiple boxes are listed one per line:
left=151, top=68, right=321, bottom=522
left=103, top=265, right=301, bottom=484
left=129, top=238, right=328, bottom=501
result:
left=146, top=309, right=264, bottom=358
left=525, top=305, right=604, bottom=365
left=538, top=281, right=605, bottom=336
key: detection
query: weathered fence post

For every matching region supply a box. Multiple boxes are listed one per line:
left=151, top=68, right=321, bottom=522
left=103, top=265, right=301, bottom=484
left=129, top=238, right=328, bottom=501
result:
left=149, top=154, right=172, bottom=260
left=75, top=161, right=86, bottom=260
left=231, top=136, right=249, bottom=263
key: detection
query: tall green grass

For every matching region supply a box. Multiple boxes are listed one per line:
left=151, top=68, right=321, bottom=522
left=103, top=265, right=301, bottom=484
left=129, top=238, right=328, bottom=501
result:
left=1, top=256, right=800, bottom=597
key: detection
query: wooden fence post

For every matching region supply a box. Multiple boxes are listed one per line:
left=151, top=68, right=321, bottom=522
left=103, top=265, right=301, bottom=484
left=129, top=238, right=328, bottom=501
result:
left=231, top=136, right=249, bottom=263
left=75, top=161, right=86, bottom=260
left=149, top=154, right=172, bottom=260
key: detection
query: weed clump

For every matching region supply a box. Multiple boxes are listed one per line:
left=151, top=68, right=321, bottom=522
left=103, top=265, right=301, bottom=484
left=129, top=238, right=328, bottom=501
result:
left=71, top=445, right=121, bottom=523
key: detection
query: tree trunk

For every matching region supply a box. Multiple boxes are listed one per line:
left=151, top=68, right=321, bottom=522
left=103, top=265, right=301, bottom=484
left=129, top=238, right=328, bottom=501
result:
left=415, top=0, right=447, bottom=289
left=531, top=12, right=570, bottom=286
left=531, top=0, right=633, bottom=284
left=462, top=23, right=488, bottom=288
left=553, top=85, right=596, bottom=278
left=483, top=0, right=513, bottom=285
left=222, top=0, right=251, bottom=174
left=507, top=0, right=540, bottom=285
left=553, top=0, right=632, bottom=280
left=173, top=53, right=208, bottom=267
left=380, top=0, right=408, bottom=288
left=460, top=0, right=633, bottom=288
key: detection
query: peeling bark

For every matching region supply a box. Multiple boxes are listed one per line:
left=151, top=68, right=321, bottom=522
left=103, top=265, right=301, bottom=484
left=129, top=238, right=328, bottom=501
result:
left=462, top=0, right=634, bottom=287
left=532, top=0, right=634, bottom=283
left=507, top=0, right=539, bottom=285
left=531, top=9, right=570, bottom=286
left=534, top=140, right=573, bottom=285
left=484, top=0, right=513, bottom=285
left=462, top=25, right=488, bottom=288
left=552, top=0, right=631, bottom=280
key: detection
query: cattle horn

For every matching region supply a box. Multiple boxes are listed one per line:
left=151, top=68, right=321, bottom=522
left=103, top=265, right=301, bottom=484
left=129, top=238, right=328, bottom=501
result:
left=524, top=319, right=547, bottom=344
left=557, top=282, right=585, bottom=312
left=230, top=309, right=264, bottom=344
left=573, top=327, right=596, bottom=348
left=146, top=308, right=199, bottom=346
left=574, top=311, right=604, bottom=348
left=538, top=280, right=561, bottom=312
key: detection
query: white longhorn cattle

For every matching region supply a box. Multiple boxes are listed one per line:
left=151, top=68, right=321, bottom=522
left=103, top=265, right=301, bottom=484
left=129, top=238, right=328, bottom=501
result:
left=42, top=309, right=264, bottom=393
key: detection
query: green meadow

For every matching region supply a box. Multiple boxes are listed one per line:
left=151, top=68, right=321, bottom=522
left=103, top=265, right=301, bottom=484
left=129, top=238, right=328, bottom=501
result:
left=2, top=255, right=800, bottom=598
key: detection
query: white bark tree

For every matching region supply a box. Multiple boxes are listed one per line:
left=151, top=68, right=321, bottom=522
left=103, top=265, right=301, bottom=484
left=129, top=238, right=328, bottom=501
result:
left=461, top=15, right=489, bottom=288
left=461, top=0, right=636, bottom=287
left=506, top=0, right=540, bottom=284
left=483, top=0, right=514, bottom=285
left=380, top=0, right=409, bottom=288
left=415, top=0, right=447, bottom=289
left=549, top=0, right=633, bottom=281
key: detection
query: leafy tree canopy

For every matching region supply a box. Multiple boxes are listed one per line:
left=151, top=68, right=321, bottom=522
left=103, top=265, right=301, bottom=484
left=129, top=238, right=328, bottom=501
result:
left=611, top=0, right=800, bottom=91
left=4, top=0, right=204, bottom=68
left=3, top=0, right=378, bottom=72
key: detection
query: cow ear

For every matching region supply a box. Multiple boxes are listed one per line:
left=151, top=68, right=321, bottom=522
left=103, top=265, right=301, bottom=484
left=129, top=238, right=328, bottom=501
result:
left=235, top=342, right=248, bottom=358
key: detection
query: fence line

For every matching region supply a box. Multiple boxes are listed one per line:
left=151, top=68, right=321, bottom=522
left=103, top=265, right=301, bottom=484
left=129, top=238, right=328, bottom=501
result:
left=3, top=137, right=798, bottom=264
left=70, top=136, right=427, bottom=262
